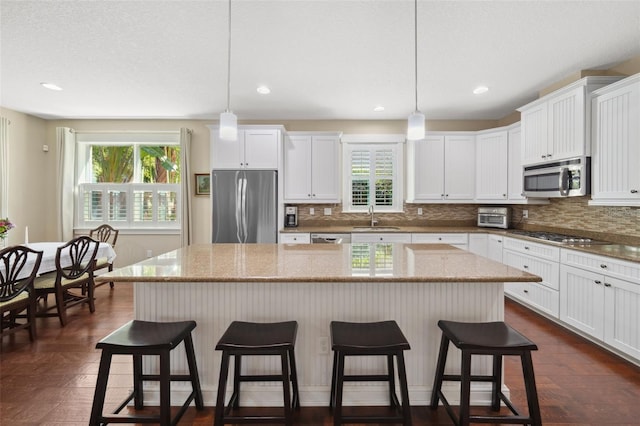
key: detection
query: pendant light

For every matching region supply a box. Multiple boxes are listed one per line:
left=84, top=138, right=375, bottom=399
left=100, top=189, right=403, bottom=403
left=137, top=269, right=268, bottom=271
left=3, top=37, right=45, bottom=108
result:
left=407, top=0, right=425, bottom=141
left=219, top=0, right=237, bottom=141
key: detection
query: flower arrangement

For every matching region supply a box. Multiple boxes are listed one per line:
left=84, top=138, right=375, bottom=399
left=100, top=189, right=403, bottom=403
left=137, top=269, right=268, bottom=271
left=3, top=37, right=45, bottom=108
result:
left=0, top=218, right=14, bottom=240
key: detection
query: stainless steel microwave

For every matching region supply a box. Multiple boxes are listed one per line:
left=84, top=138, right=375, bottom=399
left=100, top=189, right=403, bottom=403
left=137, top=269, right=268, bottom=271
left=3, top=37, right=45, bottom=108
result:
left=523, top=157, right=590, bottom=198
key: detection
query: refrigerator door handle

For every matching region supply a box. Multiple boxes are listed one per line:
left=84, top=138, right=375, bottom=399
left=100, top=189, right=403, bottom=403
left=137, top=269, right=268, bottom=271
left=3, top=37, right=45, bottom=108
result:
left=241, top=177, right=248, bottom=243
left=235, top=172, right=243, bottom=243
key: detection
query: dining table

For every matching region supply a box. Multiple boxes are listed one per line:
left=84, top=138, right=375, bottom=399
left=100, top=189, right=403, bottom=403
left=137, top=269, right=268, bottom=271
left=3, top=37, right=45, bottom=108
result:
left=25, top=241, right=117, bottom=275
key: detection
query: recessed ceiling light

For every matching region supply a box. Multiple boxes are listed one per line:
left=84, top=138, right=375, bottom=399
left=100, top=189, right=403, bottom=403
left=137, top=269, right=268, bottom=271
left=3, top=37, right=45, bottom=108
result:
left=373, top=105, right=385, bottom=112
left=40, top=82, right=63, bottom=91
left=473, top=86, right=489, bottom=95
left=256, top=85, right=271, bottom=94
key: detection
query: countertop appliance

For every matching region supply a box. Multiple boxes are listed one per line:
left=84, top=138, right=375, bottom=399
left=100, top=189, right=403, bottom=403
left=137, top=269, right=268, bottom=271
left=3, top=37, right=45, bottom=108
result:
left=211, top=170, right=277, bottom=243
left=285, top=206, right=298, bottom=227
left=477, top=207, right=511, bottom=229
left=311, top=233, right=351, bottom=244
left=509, top=230, right=610, bottom=245
left=523, top=156, right=590, bottom=198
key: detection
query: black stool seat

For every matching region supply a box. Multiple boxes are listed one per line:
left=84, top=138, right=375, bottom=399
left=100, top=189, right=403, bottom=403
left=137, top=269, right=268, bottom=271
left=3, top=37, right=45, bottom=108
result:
left=330, top=320, right=412, bottom=425
left=431, top=320, right=542, bottom=426
left=214, top=321, right=300, bottom=426
left=89, top=320, right=204, bottom=426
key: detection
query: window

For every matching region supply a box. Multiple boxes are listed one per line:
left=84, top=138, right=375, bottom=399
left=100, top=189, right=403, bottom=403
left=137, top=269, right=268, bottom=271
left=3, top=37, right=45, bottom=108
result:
left=75, top=132, right=181, bottom=230
left=342, top=135, right=404, bottom=212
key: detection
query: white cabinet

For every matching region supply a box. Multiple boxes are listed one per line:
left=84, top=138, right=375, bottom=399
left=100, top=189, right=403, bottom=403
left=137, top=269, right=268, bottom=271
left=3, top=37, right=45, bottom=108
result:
left=590, top=73, right=640, bottom=206
left=487, top=234, right=504, bottom=263
left=351, top=233, right=412, bottom=243
left=507, top=124, right=527, bottom=201
left=475, top=129, right=508, bottom=201
left=503, top=236, right=560, bottom=318
left=518, top=77, right=622, bottom=166
left=560, top=249, right=640, bottom=362
left=407, top=133, right=475, bottom=202
left=209, top=126, right=283, bottom=170
left=279, top=233, right=311, bottom=244
left=284, top=132, right=341, bottom=203
left=411, top=233, right=468, bottom=250
left=468, top=233, right=488, bottom=256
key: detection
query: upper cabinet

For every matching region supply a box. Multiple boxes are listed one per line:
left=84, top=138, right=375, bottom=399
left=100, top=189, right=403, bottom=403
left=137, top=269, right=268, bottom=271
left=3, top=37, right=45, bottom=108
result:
left=209, top=125, right=283, bottom=170
left=475, top=128, right=508, bottom=201
left=283, top=132, right=341, bottom=203
left=590, top=73, right=640, bottom=206
left=518, top=76, right=623, bottom=167
left=407, top=133, right=475, bottom=203
left=507, top=124, right=527, bottom=201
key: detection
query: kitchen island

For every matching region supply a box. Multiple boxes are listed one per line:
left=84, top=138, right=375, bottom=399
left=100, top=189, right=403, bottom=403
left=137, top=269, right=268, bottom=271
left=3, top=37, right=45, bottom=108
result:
left=98, top=243, right=540, bottom=407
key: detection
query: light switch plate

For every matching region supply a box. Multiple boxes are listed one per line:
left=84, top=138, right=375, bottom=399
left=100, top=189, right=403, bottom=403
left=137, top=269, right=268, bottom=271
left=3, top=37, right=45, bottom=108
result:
left=310, top=207, right=315, bottom=215
left=324, top=208, right=331, bottom=215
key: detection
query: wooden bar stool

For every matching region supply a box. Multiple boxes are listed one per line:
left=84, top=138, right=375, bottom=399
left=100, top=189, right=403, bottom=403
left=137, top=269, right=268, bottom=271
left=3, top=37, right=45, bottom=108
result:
left=430, top=320, right=542, bottom=426
left=330, top=320, right=412, bottom=425
left=89, top=320, right=204, bottom=426
left=214, top=321, right=300, bottom=426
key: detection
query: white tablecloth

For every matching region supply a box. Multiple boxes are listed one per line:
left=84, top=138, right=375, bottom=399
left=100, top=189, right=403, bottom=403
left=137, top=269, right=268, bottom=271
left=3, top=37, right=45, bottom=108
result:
left=26, top=241, right=117, bottom=275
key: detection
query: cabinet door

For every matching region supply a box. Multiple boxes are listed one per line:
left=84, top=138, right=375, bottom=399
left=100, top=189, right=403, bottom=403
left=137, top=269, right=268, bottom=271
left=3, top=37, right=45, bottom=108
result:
left=279, top=233, right=311, bottom=244
left=503, top=249, right=560, bottom=290
left=521, top=102, right=549, bottom=166
left=244, top=129, right=280, bottom=169
left=559, top=265, right=605, bottom=340
left=507, top=125, right=526, bottom=200
left=212, top=132, right=244, bottom=169
left=547, top=86, right=585, bottom=161
left=476, top=131, right=508, bottom=200
left=284, top=135, right=312, bottom=201
left=413, top=136, right=445, bottom=200
left=526, top=282, right=560, bottom=318
left=604, top=276, right=640, bottom=360
left=311, top=135, right=340, bottom=201
left=468, top=233, right=488, bottom=256
left=591, top=78, right=640, bottom=204
left=444, top=135, right=475, bottom=200
left=487, top=234, right=504, bottom=263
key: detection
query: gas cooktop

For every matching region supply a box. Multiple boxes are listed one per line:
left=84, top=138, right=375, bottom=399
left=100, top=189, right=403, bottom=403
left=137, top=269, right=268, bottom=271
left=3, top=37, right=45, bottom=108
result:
left=509, top=230, right=610, bottom=245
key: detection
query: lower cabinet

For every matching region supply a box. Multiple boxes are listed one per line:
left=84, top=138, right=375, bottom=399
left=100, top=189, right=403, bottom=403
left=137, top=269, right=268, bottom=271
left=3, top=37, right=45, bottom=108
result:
left=351, top=233, right=412, bottom=243
left=279, top=233, right=311, bottom=244
left=411, top=233, right=469, bottom=250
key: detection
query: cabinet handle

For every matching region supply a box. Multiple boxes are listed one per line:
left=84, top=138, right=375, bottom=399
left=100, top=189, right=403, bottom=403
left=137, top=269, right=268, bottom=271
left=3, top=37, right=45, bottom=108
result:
left=312, top=194, right=316, bottom=197
left=497, top=240, right=502, bottom=243
left=523, top=289, right=529, bottom=294
left=379, top=237, right=384, bottom=241
left=631, top=189, right=638, bottom=194
left=594, top=280, right=602, bottom=285
left=524, top=246, right=530, bottom=250
left=604, top=283, right=612, bottom=287
left=541, top=155, right=546, bottom=159
left=547, top=153, right=552, bottom=158
left=503, top=194, right=507, bottom=197
left=445, top=194, right=449, bottom=197
left=307, top=194, right=311, bottom=197
left=438, top=237, right=442, bottom=241
left=600, top=264, right=608, bottom=269
left=523, top=265, right=529, bottom=269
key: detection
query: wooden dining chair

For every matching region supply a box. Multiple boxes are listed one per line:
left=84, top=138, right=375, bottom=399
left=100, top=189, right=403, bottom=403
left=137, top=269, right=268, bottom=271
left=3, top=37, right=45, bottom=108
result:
left=33, top=236, right=99, bottom=326
left=89, top=224, right=119, bottom=289
left=1, top=245, right=43, bottom=341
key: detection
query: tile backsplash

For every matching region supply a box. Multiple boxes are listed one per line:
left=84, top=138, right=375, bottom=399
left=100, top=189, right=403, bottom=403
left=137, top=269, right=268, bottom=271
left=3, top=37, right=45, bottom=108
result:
left=292, top=197, right=640, bottom=245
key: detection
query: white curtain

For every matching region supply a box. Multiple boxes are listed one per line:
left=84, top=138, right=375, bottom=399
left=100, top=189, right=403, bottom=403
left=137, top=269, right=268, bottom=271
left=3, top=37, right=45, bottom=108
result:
left=56, top=127, right=75, bottom=241
left=0, top=116, right=9, bottom=219
left=180, top=128, right=193, bottom=246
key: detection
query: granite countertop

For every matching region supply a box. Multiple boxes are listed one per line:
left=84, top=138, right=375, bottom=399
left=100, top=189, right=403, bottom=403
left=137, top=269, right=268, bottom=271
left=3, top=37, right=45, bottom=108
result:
left=281, top=225, right=640, bottom=263
left=96, top=243, right=541, bottom=284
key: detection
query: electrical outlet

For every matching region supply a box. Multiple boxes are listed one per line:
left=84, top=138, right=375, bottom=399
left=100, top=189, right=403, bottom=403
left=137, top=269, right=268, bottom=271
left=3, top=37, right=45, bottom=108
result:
left=324, top=208, right=332, bottom=216
left=317, top=336, right=329, bottom=354
left=310, top=207, right=315, bottom=215
left=146, top=249, right=153, bottom=258
left=417, top=207, right=423, bottom=215
left=522, top=209, right=529, bottom=219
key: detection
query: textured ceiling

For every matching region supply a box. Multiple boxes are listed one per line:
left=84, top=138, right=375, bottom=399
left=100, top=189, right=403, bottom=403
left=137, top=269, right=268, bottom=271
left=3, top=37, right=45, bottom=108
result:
left=1, top=0, right=639, bottom=121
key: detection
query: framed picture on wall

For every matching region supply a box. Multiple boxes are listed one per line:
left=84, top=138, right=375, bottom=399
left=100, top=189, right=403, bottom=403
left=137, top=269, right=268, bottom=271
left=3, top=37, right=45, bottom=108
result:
left=195, top=173, right=210, bottom=196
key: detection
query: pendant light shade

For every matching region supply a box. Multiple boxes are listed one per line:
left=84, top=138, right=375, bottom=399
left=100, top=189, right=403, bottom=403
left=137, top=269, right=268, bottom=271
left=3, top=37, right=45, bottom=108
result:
left=219, top=0, right=237, bottom=141
left=407, top=0, right=425, bottom=141
left=219, top=110, right=237, bottom=141
left=407, top=110, right=425, bottom=141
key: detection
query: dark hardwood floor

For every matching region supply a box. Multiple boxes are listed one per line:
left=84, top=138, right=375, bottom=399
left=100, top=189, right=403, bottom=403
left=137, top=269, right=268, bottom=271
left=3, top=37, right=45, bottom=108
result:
left=1, top=282, right=639, bottom=425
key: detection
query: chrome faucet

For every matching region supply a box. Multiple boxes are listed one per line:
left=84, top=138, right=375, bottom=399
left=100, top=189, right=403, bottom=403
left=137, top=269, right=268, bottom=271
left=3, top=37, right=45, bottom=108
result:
left=369, top=205, right=378, bottom=227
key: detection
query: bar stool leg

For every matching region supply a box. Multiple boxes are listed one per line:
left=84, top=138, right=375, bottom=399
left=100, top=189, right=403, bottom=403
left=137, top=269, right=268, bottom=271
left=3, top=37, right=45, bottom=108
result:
left=430, top=333, right=449, bottom=408
left=159, top=349, right=171, bottom=426
left=387, top=354, right=400, bottom=408
left=491, top=354, right=503, bottom=411
left=184, top=333, right=204, bottom=409
left=214, top=352, right=231, bottom=426
left=229, top=354, right=242, bottom=409
left=396, top=352, right=412, bottom=426
left=280, top=349, right=293, bottom=426
left=288, top=348, right=300, bottom=409
left=334, top=352, right=346, bottom=426
left=459, top=350, right=472, bottom=426
left=133, top=354, right=144, bottom=409
left=522, top=351, right=543, bottom=426
left=89, top=351, right=113, bottom=426
left=329, top=350, right=338, bottom=410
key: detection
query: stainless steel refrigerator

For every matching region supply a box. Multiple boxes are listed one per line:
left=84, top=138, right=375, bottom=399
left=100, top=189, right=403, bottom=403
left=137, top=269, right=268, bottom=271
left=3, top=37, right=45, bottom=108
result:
left=211, top=170, right=278, bottom=243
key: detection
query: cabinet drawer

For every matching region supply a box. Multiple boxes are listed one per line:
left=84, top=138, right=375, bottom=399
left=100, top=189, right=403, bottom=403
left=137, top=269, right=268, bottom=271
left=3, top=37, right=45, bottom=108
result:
left=411, top=233, right=468, bottom=245
left=503, top=236, right=560, bottom=261
left=504, top=249, right=560, bottom=290
left=279, top=233, right=311, bottom=244
left=561, top=248, right=640, bottom=283
left=351, top=233, right=412, bottom=243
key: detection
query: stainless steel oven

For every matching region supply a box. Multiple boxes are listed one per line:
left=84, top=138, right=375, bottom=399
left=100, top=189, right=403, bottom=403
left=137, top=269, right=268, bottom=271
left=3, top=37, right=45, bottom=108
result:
left=523, top=156, right=590, bottom=198
left=477, top=207, right=511, bottom=229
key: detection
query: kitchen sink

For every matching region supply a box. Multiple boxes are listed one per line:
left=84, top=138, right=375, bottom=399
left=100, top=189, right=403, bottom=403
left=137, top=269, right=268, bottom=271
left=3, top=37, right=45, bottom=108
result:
left=352, top=226, right=401, bottom=232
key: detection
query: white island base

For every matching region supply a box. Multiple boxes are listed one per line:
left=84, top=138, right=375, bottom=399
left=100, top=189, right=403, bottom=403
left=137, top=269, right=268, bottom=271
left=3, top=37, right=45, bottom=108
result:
left=133, top=280, right=505, bottom=407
